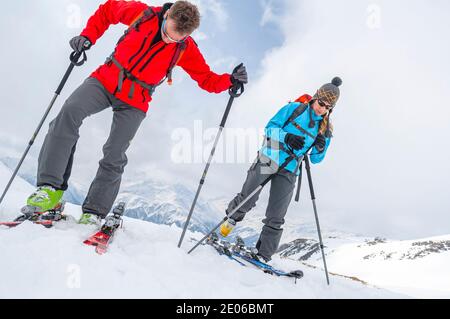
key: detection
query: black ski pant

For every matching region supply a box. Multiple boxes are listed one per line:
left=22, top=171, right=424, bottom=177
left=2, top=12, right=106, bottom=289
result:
left=37, top=77, right=146, bottom=218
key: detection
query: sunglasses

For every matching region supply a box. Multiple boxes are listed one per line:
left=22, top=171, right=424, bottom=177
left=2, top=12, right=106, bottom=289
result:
left=317, top=99, right=333, bottom=110
left=162, top=18, right=188, bottom=44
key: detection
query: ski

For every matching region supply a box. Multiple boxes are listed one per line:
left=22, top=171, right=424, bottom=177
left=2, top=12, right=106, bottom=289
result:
left=83, top=202, right=125, bottom=255
left=232, top=251, right=303, bottom=279
left=203, top=234, right=303, bottom=281
left=0, top=201, right=66, bottom=229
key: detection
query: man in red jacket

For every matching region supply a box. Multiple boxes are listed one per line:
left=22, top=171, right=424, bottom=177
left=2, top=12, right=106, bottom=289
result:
left=26, top=1, right=248, bottom=226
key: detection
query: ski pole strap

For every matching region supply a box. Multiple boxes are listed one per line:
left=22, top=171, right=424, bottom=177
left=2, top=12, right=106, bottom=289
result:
left=229, top=82, right=244, bottom=98
left=70, top=50, right=87, bottom=67
left=109, top=56, right=157, bottom=99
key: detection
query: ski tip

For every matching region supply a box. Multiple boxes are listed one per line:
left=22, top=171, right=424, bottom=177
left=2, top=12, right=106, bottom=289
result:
left=289, top=270, right=304, bottom=279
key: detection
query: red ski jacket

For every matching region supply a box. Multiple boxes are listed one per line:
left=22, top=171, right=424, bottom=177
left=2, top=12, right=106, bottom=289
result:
left=80, top=1, right=232, bottom=113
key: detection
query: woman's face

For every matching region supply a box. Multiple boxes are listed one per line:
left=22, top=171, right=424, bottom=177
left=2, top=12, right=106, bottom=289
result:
left=311, top=99, right=330, bottom=117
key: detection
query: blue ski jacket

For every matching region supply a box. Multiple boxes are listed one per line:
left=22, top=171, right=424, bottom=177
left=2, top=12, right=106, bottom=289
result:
left=260, top=102, right=332, bottom=175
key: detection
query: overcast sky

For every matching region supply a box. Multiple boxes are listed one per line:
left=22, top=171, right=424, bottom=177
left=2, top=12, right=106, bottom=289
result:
left=0, top=0, right=449, bottom=240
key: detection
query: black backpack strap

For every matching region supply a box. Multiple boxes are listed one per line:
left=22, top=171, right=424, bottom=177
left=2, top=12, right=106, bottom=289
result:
left=282, top=103, right=309, bottom=129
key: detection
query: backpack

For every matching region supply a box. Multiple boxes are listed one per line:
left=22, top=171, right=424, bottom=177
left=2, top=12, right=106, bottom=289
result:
left=294, top=94, right=313, bottom=104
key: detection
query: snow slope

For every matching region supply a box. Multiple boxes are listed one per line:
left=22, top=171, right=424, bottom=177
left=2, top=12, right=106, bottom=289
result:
left=277, top=233, right=450, bottom=299
left=0, top=162, right=405, bottom=299
left=0, top=214, right=406, bottom=299
left=320, top=236, right=450, bottom=298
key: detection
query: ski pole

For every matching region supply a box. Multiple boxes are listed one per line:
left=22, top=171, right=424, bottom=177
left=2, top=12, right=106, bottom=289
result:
left=304, top=154, right=330, bottom=285
left=188, top=152, right=299, bottom=255
left=177, top=80, right=245, bottom=248
left=294, top=162, right=303, bottom=202
left=0, top=43, right=91, bottom=207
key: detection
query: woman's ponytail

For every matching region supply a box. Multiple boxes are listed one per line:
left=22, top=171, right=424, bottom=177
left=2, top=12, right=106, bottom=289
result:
left=319, top=112, right=333, bottom=137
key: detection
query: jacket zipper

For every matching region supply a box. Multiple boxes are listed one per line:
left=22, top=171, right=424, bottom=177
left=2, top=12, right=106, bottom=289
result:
left=138, top=45, right=167, bottom=73
left=129, top=39, right=163, bottom=74
left=128, top=31, right=152, bottom=65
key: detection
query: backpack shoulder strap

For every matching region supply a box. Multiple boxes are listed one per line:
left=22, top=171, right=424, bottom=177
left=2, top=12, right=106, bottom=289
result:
left=167, top=41, right=188, bottom=85
left=132, top=7, right=157, bottom=31
left=114, top=7, right=157, bottom=49
left=282, top=103, right=309, bottom=129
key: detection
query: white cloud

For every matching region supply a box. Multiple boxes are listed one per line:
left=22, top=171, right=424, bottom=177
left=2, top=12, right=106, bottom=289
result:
left=190, top=0, right=229, bottom=31
left=210, top=56, right=239, bottom=70
left=260, top=0, right=277, bottom=27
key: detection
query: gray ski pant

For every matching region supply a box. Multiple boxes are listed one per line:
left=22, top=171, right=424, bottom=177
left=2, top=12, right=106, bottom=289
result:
left=226, top=155, right=297, bottom=260
left=37, top=77, right=146, bottom=218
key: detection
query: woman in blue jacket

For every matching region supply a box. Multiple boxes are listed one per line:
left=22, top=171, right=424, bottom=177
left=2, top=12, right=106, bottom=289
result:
left=220, top=77, right=342, bottom=262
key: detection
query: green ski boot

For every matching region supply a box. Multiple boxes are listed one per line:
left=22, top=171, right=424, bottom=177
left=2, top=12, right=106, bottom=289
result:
left=78, top=212, right=102, bottom=227
left=26, top=186, right=64, bottom=212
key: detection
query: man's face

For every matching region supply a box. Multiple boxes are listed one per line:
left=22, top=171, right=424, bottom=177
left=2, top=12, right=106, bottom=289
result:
left=161, top=12, right=190, bottom=44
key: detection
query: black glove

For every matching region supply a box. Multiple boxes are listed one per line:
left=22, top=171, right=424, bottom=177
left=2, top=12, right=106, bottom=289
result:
left=314, top=134, right=326, bottom=152
left=231, top=63, right=248, bottom=85
left=69, top=36, right=91, bottom=53
left=285, top=133, right=305, bottom=151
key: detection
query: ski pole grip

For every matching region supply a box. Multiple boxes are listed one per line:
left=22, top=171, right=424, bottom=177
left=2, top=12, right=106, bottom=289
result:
left=70, top=40, right=91, bottom=67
